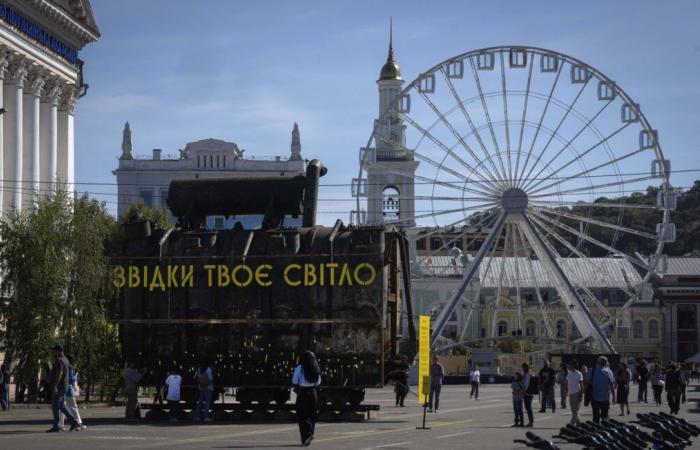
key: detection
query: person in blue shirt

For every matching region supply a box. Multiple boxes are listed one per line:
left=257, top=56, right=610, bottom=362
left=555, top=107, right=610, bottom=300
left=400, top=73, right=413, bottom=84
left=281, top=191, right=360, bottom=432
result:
left=193, top=358, right=214, bottom=422
left=584, top=356, right=616, bottom=423
left=292, top=351, right=321, bottom=447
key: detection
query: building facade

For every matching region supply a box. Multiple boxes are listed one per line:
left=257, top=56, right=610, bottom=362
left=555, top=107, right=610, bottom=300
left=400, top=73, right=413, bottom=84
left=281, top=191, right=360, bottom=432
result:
left=113, top=122, right=306, bottom=228
left=0, top=0, right=99, bottom=212
left=658, top=257, right=700, bottom=362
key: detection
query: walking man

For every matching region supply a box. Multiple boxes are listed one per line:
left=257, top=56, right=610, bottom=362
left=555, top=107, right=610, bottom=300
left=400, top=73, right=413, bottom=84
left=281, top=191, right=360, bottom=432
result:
left=193, top=358, right=214, bottom=422
left=585, top=356, right=616, bottom=424
left=538, top=360, right=556, bottom=413
left=665, top=362, right=683, bottom=415
left=637, top=360, right=648, bottom=403
left=123, top=361, right=142, bottom=421
left=567, top=360, right=583, bottom=425
left=557, top=363, right=568, bottom=409
left=521, top=363, right=535, bottom=427
left=469, top=365, right=480, bottom=400
left=428, top=356, right=444, bottom=413
left=165, top=368, right=182, bottom=423
left=46, top=345, right=81, bottom=432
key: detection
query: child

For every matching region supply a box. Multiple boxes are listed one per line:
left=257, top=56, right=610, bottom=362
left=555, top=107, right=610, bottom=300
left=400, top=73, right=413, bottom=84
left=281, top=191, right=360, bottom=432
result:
left=511, top=371, right=525, bottom=427
left=165, top=368, right=182, bottom=423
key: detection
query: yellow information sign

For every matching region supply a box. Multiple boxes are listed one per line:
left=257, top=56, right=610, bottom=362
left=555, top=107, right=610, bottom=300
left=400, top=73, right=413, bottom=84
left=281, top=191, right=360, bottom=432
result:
left=417, top=315, right=430, bottom=404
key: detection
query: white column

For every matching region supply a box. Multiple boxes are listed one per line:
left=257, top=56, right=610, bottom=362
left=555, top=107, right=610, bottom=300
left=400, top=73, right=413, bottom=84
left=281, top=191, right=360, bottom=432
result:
left=6, top=56, right=27, bottom=210
left=0, top=50, right=9, bottom=214
left=41, top=79, right=61, bottom=189
left=57, top=85, right=76, bottom=195
left=25, top=68, right=45, bottom=206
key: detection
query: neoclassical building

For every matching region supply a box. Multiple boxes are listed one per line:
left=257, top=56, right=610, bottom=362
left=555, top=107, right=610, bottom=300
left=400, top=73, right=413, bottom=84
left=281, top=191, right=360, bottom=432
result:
left=0, top=0, right=99, bottom=212
left=113, top=122, right=307, bottom=228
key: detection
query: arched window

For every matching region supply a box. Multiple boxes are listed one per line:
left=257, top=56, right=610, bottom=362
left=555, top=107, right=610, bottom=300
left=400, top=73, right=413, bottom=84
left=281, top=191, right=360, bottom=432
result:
left=498, top=320, right=508, bottom=337
left=633, top=320, right=644, bottom=339
left=382, top=186, right=400, bottom=222
left=525, top=320, right=536, bottom=337
left=648, top=320, right=659, bottom=339
left=556, top=320, right=567, bottom=338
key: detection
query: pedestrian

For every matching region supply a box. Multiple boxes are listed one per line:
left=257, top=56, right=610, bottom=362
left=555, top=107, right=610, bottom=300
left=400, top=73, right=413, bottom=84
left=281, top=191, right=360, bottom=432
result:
left=615, top=362, right=631, bottom=416
left=123, top=361, right=142, bottom=422
left=538, top=360, right=556, bottom=413
left=428, top=355, right=444, bottom=413
left=557, top=363, right=568, bottom=409
left=0, top=364, right=9, bottom=411
left=637, top=360, right=648, bottom=403
left=566, top=360, right=583, bottom=426
left=511, top=372, right=525, bottom=427
left=651, top=365, right=664, bottom=406
left=388, top=356, right=409, bottom=407
left=46, top=345, right=82, bottom=432
left=165, top=367, right=182, bottom=423
left=584, top=356, right=616, bottom=424
left=665, top=362, right=683, bottom=415
left=59, top=355, right=85, bottom=429
left=292, top=350, right=321, bottom=447
left=468, top=365, right=480, bottom=400
left=521, top=363, right=535, bottom=427
left=193, top=358, right=214, bottom=422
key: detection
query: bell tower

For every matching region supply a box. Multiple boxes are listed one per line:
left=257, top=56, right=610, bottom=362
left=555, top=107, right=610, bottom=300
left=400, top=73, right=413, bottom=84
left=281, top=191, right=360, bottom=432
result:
left=365, top=20, right=417, bottom=226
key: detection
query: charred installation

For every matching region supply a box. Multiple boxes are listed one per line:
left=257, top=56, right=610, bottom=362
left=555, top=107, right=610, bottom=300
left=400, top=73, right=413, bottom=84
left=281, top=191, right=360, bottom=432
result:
left=113, top=160, right=416, bottom=409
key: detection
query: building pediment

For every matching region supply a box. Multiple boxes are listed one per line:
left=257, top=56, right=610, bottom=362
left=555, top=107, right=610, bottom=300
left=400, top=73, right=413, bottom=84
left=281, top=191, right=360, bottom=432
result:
left=181, top=138, right=244, bottom=160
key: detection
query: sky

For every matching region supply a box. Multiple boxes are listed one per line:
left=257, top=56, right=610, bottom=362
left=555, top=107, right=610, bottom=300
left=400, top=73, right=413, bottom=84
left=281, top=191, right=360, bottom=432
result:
left=76, top=0, right=700, bottom=222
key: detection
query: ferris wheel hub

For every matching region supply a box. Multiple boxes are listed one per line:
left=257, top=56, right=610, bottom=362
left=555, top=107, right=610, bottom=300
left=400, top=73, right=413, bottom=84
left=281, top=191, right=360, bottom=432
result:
left=501, top=188, right=528, bottom=213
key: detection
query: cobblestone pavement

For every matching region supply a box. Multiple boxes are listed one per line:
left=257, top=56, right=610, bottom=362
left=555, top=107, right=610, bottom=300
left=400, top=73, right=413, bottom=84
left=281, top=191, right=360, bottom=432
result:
left=1, top=384, right=698, bottom=449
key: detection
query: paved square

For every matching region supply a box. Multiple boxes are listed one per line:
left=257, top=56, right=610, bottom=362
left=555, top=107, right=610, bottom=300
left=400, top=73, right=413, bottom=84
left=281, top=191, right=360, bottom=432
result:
left=1, top=384, right=698, bottom=449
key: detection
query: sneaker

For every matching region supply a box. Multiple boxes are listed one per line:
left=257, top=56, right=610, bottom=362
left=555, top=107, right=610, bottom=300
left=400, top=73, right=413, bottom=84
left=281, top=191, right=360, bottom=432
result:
left=79, top=423, right=87, bottom=430
left=303, top=435, right=314, bottom=446
left=69, top=423, right=83, bottom=432
left=46, top=428, right=62, bottom=433
left=203, top=417, right=213, bottom=423
left=510, top=423, right=520, bottom=427
left=427, top=408, right=433, bottom=413
left=525, top=422, right=533, bottom=428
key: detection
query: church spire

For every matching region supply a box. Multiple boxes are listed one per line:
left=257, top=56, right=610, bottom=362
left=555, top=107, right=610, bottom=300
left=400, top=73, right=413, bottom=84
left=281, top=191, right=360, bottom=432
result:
left=120, top=121, right=133, bottom=160
left=289, top=122, right=302, bottom=161
left=378, top=18, right=401, bottom=81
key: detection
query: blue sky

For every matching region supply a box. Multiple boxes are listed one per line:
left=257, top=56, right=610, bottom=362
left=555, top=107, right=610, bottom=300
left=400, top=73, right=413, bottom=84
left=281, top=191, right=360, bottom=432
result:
left=77, top=0, right=700, bottom=221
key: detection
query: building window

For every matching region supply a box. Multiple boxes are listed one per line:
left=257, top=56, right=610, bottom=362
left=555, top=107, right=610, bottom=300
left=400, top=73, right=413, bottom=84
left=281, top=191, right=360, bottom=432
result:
left=382, top=186, right=400, bottom=222
left=648, top=320, right=659, bottom=339
left=214, top=217, right=225, bottom=229
left=160, top=190, right=168, bottom=208
left=556, top=320, right=566, bottom=338
left=216, top=155, right=220, bottom=168
left=430, top=238, right=442, bottom=251
left=498, top=320, right=508, bottom=337
left=139, top=190, right=153, bottom=206
left=416, top=238, right=426, bottom=250
left=678, top=304, right=697, bottom=330
left=633, top=320, right=644, bottom=339
left=223, top=155, right=226, bottom=168
left=525, top=320, right=536, bottom=337
left=197, top=155, right=201, bottom=168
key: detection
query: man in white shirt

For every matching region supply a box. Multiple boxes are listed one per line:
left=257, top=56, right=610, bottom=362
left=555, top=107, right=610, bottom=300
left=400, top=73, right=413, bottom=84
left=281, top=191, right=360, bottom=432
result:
left=165, top=369, right=182, bottom=423
left=469, top=366, right=481, bottom=400
left=566, top=360, right=584, bottom=425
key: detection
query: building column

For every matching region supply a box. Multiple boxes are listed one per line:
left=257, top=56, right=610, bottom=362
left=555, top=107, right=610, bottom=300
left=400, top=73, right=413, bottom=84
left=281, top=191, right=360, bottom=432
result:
left=0, top=49, right=10, bottom=214
left=6, top=55, right=27, bottom=210
left=24, top=67, right=45, bottom=206
left=41, top=78, right=61, bottom=190
left=57, top=85, right=76, bottom=195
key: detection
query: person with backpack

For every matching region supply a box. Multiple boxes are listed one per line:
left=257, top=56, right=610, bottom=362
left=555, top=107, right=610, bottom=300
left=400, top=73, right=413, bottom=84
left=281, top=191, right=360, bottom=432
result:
left=584, top=356, right=616, bottom=424
left=165, top=367, right=182, bottom=423
left=665, top=362, right=683, bottom=415
left=651, top=364, right=664, bottom=406
left=521, top=363, right=536, bottom=427
left=292, top=351, right=321, bottom=447
left=538, top=360, right=556, bottom=413
left=193, top=358, right=214, bottom=422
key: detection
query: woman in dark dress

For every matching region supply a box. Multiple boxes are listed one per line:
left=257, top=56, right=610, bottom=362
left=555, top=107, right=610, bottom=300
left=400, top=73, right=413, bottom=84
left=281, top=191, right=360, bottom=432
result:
left=292, top=351, right=321, bottom=446
left=616, top=362, right=631, bottom=416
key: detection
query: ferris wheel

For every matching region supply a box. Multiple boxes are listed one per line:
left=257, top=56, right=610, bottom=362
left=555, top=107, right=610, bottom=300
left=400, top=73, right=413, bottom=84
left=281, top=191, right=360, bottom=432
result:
left=354, top=46, right=674, bottom=353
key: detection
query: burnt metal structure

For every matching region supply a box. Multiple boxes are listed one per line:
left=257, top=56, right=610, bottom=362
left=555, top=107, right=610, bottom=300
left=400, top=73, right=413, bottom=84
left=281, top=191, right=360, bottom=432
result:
left=113, top=160, right=415, bottom=412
